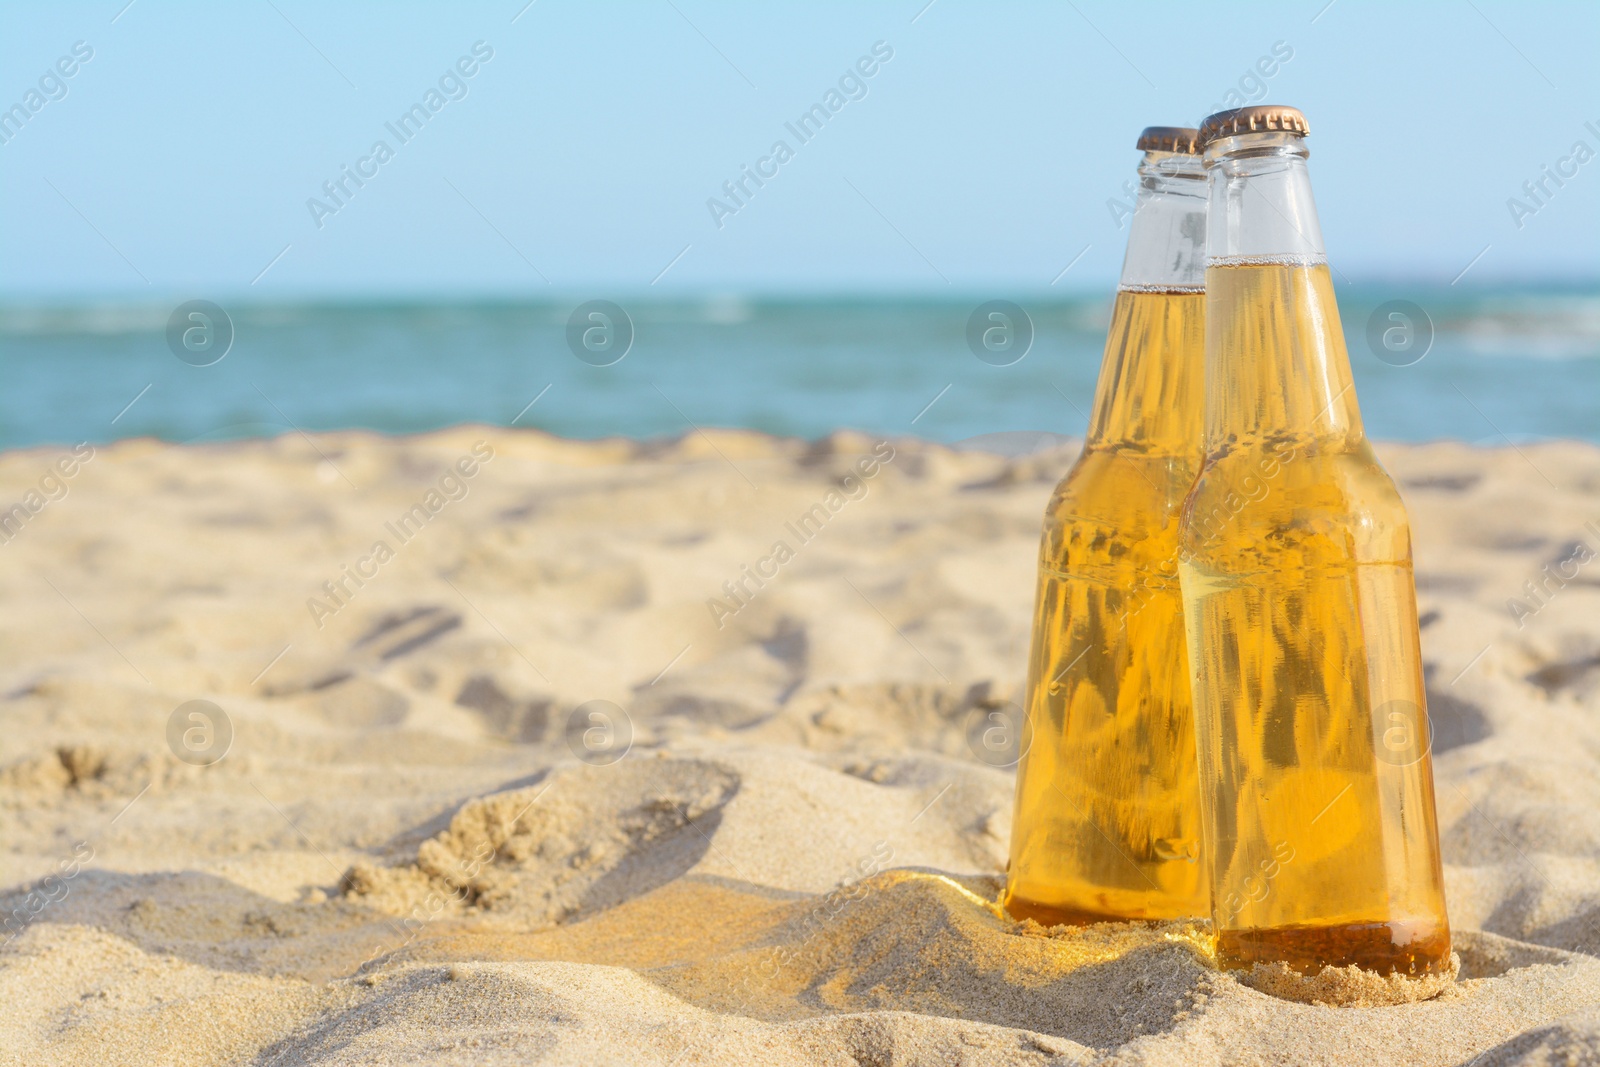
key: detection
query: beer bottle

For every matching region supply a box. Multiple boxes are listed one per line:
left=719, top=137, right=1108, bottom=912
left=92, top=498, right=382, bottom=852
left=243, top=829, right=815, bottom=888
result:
left=1179, top=105, right=1452, bottom=977
left=1004, top=127, right=1209, bottom=925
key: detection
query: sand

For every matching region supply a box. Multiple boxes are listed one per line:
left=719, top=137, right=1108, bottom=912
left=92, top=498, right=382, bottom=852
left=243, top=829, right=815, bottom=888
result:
left=2, top=426, right=1599, bottom=1065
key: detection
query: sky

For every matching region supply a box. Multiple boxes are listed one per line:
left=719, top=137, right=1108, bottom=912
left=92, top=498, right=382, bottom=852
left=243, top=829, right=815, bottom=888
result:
left=2, top=0, right=1597, bottom=299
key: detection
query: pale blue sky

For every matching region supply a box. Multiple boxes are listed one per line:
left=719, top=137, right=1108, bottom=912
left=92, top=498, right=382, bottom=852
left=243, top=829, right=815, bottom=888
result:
left=2, top=0, right=1596, bottom=298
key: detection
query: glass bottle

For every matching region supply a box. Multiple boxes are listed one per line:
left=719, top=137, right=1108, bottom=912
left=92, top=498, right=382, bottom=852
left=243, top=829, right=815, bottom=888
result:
left=1178, top=105, right=1451, bottom=976
left=1004, top=127, right=1210, bottom=925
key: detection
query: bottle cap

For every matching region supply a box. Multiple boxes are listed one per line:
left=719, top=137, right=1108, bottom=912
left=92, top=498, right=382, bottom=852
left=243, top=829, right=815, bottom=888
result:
left=1198, top=105, right=1309, bottom=148
left=1136, top=126, right=1202, bottom=154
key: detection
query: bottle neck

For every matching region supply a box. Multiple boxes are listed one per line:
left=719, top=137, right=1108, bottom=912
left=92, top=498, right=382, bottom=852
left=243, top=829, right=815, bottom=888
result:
left=1087, top=151, right=1207, bottom=453
left=1201, top=133, right=1362, bottom=453
left=1205, top=133, right=1326, bottom=266
left=1117, top=151, right=1207, bottom=292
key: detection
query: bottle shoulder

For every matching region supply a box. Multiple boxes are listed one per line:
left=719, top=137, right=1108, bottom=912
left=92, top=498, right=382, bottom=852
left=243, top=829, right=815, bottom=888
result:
left=1038, top=447, right=1200, bottom=571
left=1180, top=439, right=1413, bottom=565
left=1045, top=447, right=1202, bottom=528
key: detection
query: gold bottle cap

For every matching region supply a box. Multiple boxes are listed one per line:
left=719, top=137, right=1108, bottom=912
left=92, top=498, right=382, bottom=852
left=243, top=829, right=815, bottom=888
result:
left=1198, top=105, right=1309, bottom=147
left=1136, top=126, right=1202, bottom=154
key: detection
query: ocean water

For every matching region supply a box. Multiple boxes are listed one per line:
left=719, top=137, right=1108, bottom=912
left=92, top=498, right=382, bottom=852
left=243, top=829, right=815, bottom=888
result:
left=1, top=287, right=1596, bottom=452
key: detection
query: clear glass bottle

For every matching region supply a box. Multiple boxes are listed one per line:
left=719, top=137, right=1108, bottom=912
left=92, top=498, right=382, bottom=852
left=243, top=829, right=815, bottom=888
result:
left=1178, top=105, right=1451, bottom=976
left=1004, top=127, right=1210, bottom=925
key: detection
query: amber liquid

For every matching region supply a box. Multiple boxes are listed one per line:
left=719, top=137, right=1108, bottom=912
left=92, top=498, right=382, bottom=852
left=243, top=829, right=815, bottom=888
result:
left=1004, top=288, right=1209, bottom=925
left=1179, top=262, right=1451, bottom=976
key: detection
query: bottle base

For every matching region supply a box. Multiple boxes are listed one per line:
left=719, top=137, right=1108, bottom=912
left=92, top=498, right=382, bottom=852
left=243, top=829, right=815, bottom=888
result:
left=1002, top=892, right=1194, bottom=928
left=1214, top=920, right=1452, bottom=977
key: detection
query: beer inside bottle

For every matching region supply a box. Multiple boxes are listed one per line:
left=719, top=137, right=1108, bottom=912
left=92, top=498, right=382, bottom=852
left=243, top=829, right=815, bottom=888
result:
left=1179, top=107, right=1451, bottom=976
left=1004, top=128, right=1209, bottom=925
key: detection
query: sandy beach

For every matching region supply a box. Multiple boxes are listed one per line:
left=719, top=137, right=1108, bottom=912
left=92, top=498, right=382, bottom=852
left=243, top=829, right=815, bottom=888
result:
left=3, top=426, right=1599, bottom=1065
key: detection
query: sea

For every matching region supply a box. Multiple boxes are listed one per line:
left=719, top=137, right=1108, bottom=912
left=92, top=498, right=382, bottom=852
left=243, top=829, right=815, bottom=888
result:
left=2, top=286, right=1596, bottom=453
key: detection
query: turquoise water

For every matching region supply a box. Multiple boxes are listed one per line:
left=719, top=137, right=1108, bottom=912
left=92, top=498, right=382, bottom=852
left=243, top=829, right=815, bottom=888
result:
left=2, top=287, right=1596, bottom=450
